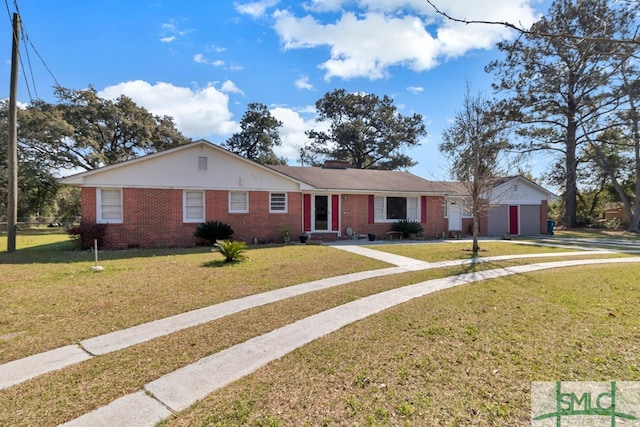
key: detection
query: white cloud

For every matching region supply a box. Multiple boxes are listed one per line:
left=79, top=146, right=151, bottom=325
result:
left=407, top=86, right=423, bottom=94
left=161, top=22, right=177, bottom=32
left=159, top=20, right=193, bottom=43
left=275, top=11, right=440, bottom=80
left=207, top=44, right=226, bottom=53
left=235, top=0, right=281, bottom=18
left=294, top=76, right=314, bottom=91
left=270, top=106, right=326, bottom=164
left=98, top=80, right=238, bottom=139
left=273, top=0, right=539, bottom=80
left=303, top=0, right=344, bottom=13
left=221, top=80, right=245, bottom=95
left=194, top=54, right=226, bottom=67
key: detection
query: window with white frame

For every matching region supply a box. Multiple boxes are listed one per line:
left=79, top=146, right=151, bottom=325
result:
left=270, top=192, right=287, bottom=213
left=229, top=191, right=248, bottom=213
left=374, top=196, right=419, bottom=222
left=183, top=190, right=205, bottom=222
left=97, top=188, right=123, bottom=223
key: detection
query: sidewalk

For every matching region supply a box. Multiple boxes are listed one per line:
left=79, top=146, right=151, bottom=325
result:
left=1, top=239, right=637, bottom=425
left=1, top=245, right=425, bottom=390
left=63, top=256, right=640, bottom=426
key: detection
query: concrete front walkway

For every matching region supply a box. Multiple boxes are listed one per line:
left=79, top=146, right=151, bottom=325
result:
left=62, top=256, right=640, bottom=427
left=0, top=238, right=637, bottom=426
left=0, top=242, right=615, bottom=391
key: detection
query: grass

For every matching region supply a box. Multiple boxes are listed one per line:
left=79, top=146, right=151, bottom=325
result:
left=363, top=240, right=631, bottom=262
left=158, top=264, right=640, bottom=426
left=554, top=227, right=640, bottom=240
left=0, top=233, right=387, bottom=364
left=1, top=230, right=639, bottom=426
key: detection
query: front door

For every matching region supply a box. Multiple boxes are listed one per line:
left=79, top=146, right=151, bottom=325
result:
left=314, top=195, right=329, bottom=231
left=448, top=200, right=462, bottom=231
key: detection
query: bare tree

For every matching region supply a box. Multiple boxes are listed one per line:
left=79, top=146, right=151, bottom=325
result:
left=439, top=85, right=511, bottom=255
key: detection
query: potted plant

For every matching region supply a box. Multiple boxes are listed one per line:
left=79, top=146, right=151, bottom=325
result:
left=299, top=232, right=309, bottom=243
left=367, top=232, right=376, bottom=241
left=280, top=227, right=290, bottom=244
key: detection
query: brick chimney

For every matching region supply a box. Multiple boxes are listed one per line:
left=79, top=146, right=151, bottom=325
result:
left=322, top=160, right=350, bottom=169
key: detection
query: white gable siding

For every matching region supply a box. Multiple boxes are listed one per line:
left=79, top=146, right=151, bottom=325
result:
left=63, top=143, right=301, bottom=191
left=485, top=178, right=551, bottom=206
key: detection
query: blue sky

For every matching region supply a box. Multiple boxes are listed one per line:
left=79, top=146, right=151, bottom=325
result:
left=0, top=0, right=547, bottom=180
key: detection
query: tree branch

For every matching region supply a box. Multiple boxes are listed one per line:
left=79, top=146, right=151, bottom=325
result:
left=425, top=0, right=640, bottom=46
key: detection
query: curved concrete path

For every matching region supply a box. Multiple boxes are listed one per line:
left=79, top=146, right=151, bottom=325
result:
left=62, top=257, right=640, bottom=427
left=0, top=238, right=637, bottom=425
left=0, top=245, right=614, bottom=390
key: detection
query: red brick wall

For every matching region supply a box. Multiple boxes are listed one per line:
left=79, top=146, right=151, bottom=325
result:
left=540, top=199, right=549, bottom=234
left=80, top=187, right=304, bottom=249
left=80, top=187, right=97, bottom=223
left=203, top=191, right=304, bottom=243
left=335, top=194, right=448, bottom=239
left=423, top=196, right=447, bottom=237
left=80, top=188, right=478, bottom=248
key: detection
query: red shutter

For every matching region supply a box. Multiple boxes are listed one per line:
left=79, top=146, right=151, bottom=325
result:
left=331, top=195, right=339, bottom=231
left=421, top=196, right=427, bottom=223
left=303, top=194, right=311, bottom=232
left=368, top=195, right=375, bottom=224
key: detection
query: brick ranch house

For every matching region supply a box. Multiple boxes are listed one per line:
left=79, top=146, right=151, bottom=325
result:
left=60, top=140, right=555, bottom=249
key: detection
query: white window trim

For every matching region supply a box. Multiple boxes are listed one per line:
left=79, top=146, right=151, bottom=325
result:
left=374, top=195, right=420, bottom=223
left=269, top=192, right=288, bottom=213
left=229, top=191, right=249, bottom=213
left=97, top=188, right=123, bottom=224
left=183, top=190, right=205, bottom=223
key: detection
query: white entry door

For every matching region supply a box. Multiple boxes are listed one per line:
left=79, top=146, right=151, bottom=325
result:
left=448, top=200, right=462, bottom=231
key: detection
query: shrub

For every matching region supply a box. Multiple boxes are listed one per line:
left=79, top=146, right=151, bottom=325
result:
left=67, top=222, right=107, bottom=250
left=194, top=220, right=234, bottom=244
left=391, top=219, right=423, bottom=238
left=215, top=239, right=247, bottom=263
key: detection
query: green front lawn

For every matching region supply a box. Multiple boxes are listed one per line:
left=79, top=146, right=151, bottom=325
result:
left=0, top=231, right=638, bottom=426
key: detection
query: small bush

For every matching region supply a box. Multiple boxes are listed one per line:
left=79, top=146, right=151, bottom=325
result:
left=215, top=239, right=247, bottom=263
left=195, top=220, right=234, bottom=244
left=67, top=222, right=107, bottom=250
left=391, top=219, right=423, bottom=238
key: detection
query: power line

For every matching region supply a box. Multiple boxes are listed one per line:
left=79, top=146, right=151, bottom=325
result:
left=3, top=0, right=11, bottom=25
left=23, top=33, right=61, bottom=90
left=16, top=23, right=33, bottom=100
left=4, top=0, right=62, bottom=102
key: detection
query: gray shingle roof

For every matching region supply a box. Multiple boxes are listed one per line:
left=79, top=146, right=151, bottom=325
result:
left=268, top=165, right=454, bottom=194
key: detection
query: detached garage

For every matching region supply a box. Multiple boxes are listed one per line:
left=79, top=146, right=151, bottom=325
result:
left=485, top=177, right=557, bottom=237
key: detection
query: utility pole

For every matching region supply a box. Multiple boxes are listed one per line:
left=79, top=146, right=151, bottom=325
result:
left=7, top=13, right=20, bottom=252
